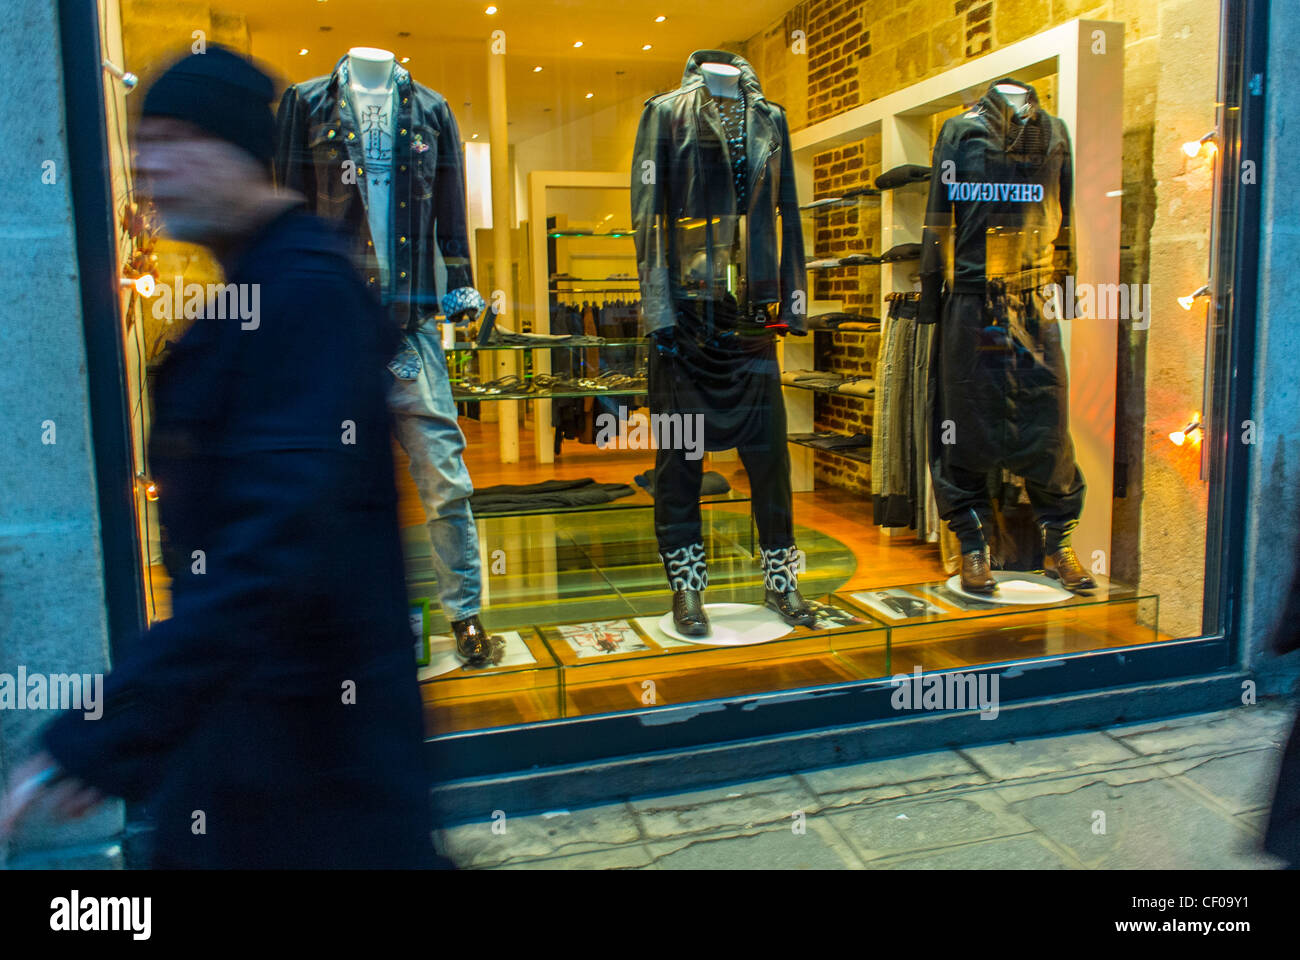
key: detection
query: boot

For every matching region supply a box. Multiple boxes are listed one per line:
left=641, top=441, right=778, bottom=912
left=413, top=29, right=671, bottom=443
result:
left=451, top=615, right=496, bottom=666
left=672, top=589, right=710, bottom=637
left=760, top=545, right=817, bottom=627
left=960, top=545, right=997, bottom=594
left=1045, top=546, right=1097, bottom=591
left=661, top=542, right=710, bottom=636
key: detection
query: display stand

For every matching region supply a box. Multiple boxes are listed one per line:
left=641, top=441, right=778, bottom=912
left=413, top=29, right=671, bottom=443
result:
left=788, top=18, right=1124, bottom=569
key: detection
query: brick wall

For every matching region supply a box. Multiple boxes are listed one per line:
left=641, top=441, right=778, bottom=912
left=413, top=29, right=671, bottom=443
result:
left=807, top=0, right=869, bottom=123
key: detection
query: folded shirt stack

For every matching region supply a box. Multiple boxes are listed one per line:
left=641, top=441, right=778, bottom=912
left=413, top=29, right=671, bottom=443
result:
left=874, top=164, right=931, bottom=190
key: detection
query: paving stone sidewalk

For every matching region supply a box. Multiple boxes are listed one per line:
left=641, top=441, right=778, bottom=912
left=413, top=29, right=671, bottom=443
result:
left=435, top=701, right=1298, bottom=869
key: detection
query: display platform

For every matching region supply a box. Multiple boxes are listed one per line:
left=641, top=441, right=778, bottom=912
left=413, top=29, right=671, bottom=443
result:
left=411, top=504, right=1161, bottom=734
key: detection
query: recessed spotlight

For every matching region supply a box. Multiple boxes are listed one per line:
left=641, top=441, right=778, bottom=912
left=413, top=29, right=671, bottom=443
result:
left=533, top=65, right=543, bottom=72
left=472, top=133, right=479, bottom=139
left=654, top=15, right=666, bottom=22
left=585, top=92, right=594, bottom=99
left=298, top=48, right=309, bottom=55
left=485, top=4, right=498, bottom=13
left=573, top=40, right=583, bottom=48
left=642, top=44, right=652, bottom=51
left=400, top=57, right=410, bottom=63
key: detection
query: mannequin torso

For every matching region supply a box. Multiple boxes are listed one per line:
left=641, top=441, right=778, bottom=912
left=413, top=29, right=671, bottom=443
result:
left=701, top=62, right=741, bottom=99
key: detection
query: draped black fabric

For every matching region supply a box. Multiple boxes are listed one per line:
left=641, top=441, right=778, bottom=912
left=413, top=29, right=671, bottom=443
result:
left=648, top=298, right=783, bottom=452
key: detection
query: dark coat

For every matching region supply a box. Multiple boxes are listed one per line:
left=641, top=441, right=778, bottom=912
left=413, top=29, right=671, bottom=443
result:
left=274, top=55, right=472, bottom=331
left=631, top=50, right=807, bottom=336
left=918, top=81, right=1080, bottom=504
left=42, top=208, right=434, bottom=869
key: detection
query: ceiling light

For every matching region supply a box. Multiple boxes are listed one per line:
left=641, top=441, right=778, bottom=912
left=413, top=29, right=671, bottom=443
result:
left=642, top=44, right=652, bottom=51
left=485, top=5, right=498, bottom=13
left=298, top=48, right=309, bottom=56
left=400, top=57, right=410, bottom=63
left=533, top=65, right=543, bottom=72
left=472, top=133, right=479, bottom=139
left=586, top=92, right=594, bottom=99
left=655, top=15, right=666, bottom=22
left=573, top=41, right=583, bottom=48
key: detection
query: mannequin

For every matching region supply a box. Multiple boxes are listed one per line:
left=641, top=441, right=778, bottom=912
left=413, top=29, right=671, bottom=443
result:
left=347, top=46, right=395, bottom=91
left=274, top=47, right=497, bottom=664
left=701, top=62, right=741, bottom=99
left=994, top=81, right=1030, bottom=113
left=632, top=50, right=815, bottom=637
left=918, top=78, right=1095, bottom=595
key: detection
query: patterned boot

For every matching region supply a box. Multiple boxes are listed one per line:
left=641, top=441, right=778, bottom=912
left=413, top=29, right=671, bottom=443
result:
left=660, top=542, right=709, bottom=636
left=761, top=545, right=816, bottom=627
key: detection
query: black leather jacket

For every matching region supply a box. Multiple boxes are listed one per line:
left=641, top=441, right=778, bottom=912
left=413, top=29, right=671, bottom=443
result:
left=631, top=50, right=807, bottom=336
left=274, top=56, right=473, bottom=332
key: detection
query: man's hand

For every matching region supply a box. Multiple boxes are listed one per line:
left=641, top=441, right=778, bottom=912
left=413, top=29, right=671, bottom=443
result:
left=0, top=752, right=104, bottom=842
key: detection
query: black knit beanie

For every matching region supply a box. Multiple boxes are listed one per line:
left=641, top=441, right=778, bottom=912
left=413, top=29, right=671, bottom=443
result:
left=142, top=46, right=276, bottom=169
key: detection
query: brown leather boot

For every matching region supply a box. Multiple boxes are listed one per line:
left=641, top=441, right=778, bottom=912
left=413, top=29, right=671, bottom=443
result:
left=1045, top=546, right=1097, bottom=591
left=960, top=546, right=997, bottom=594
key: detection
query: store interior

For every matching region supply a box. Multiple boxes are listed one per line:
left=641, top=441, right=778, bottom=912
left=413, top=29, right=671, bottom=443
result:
left=98, top=0, right=1222, bottom=735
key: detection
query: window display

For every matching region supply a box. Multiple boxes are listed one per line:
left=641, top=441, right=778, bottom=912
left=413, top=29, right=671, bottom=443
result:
left=96, top=0, right=1231, bottom=740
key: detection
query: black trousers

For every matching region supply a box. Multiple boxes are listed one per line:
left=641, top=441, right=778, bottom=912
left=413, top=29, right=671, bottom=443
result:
left=941, top=463, right=1086, bottom=553
left=650, top=298, right=794, bottom=553
left=930, top=289, right=1086, bottom=552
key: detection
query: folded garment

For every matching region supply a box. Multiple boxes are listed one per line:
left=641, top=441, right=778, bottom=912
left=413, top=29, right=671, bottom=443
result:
left=880, top=242, right=922, bottom=262
left=837, top=378, right=876, bottom=398
left=789, top=431, right=872, bottom=452
left=801, top=197, right=844, bottom=211
left=875, top=164, right=931, bottom=190
left=838, top=253, right=883, bottom=266
left=470, top=477, right=636, bottom=514
left=805, top=312, right=882, bottom=330
left=634, top=468, right=732, bottom=498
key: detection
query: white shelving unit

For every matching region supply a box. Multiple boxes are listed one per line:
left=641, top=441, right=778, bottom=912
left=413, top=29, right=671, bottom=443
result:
left=786, top=17, right=1123, bottom=569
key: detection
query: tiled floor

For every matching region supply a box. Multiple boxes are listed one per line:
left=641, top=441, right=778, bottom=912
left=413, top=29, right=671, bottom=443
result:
left=434, top=701, right=1297, bottom=869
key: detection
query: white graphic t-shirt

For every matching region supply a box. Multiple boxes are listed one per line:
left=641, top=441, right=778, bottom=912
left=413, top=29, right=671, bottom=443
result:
left=350, top=83, right=396, bottom=288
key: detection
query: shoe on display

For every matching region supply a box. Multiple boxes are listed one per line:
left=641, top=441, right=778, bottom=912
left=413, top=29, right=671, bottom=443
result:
left=764, top=588, right=817, bottom=627
left=1045, top=546, right=1097, bottom=591
left=451, top=615, right=495, bottom=666
left=672, top=589, right=710, bottom=636
left=959, top=547, right=998, bottom=594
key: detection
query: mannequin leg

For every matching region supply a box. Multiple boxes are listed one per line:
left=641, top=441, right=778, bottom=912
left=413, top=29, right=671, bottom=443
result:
left=1023, top=466, right=1086, bottom=552
left=653, top=443, right=706, bottom=557
left=387, top=328, right=483, bottom=623
left=936, top=464, right=995, bottom=553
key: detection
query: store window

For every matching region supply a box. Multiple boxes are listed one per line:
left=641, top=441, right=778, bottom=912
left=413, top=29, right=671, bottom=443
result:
left=95, top=1, right=1231, bottom=737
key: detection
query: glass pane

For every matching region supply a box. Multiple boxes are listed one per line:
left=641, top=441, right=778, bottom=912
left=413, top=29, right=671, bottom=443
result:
left=97, top=0, right=1231, bottom=737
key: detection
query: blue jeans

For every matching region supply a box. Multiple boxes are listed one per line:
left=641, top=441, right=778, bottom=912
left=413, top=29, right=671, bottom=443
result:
left=387, top=328, right=482, bottom=622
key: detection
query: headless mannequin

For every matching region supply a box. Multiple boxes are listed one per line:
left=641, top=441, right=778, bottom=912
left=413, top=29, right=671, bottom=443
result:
left=994, top=81, right=1031, bottom=118
left=701, top=62, right=742, bottom=99
left=348, top=46, right=396, bottom=91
